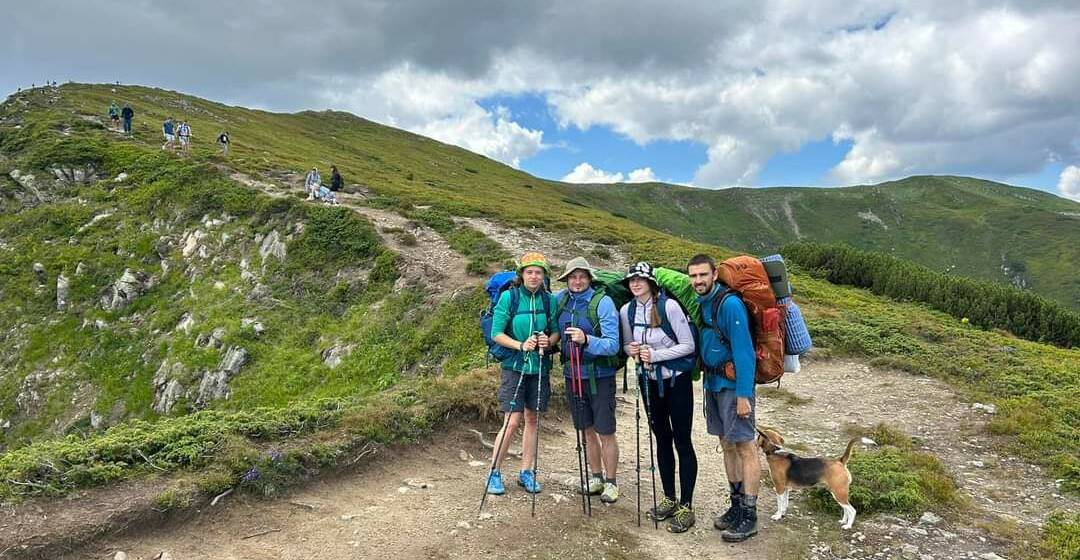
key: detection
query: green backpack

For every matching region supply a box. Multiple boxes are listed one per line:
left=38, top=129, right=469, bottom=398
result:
left=555, top=269, right=630, bottom=393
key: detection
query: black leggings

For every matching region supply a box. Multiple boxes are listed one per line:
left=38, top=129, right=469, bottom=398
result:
left=639, top=371, right=698, bottom=506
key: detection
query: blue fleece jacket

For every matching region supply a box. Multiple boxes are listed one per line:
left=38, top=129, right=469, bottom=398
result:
left=554, top=286, right=620, bottom=378
left=698, top=283, right=756, bottom=398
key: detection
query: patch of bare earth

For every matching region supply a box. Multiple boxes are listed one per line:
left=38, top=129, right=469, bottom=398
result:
left=460, top=217, right=630, bottom=271
left=34, top=358, right=1069, bottom=560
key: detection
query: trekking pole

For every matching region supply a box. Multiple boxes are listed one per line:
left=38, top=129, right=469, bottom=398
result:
left=567, top=340, right=587, bottom=516
left=639, top=361, right=659, bottom=529
left=576, top=342, right=593, bottom=516
left=479, top=366, right=526, bottom=519
left=532, top=332, right=544, bottom=518
left=635, top=361, right=642, bottom=527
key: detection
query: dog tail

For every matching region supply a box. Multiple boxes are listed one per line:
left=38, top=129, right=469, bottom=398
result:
left=839, top=438, right=858, bottom=464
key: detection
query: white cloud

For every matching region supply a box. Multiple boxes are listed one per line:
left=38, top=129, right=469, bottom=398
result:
left=1059, top=165, right=1080, bottom=201
left=562, top=162, right=624, bottom=183
left=9, top=1, right=1080, bottom=188
left=561, top=163, right=658, bottom=184
left=627, top=167, right=657, bottom=182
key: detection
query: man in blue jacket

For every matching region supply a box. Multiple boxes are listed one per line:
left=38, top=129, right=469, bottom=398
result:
left=555, top=257, right=622, bottom=503
left=688, top=254, right=760, bottom=542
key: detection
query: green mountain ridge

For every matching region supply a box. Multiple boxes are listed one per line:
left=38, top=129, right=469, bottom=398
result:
left=563, top=175, right=1080, bottom=308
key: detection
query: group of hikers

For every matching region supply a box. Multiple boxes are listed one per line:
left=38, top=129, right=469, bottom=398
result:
left=105, top=102, right=230, bottom=156
left=481, top=251, right=810, bottom=544
left=304, top=166, right=343, bottom=205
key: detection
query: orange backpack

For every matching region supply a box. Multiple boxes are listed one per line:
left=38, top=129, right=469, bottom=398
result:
left=711, top=256, right=786, bottom=385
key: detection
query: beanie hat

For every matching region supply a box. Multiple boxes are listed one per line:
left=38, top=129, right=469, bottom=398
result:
left=516, top=251, right=551, bottom=275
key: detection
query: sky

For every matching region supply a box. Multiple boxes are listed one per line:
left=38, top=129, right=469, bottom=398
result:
left=4, top=1, right=1080, bottom=201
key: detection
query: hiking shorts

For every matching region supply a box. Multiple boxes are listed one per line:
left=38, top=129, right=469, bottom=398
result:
left=566, top=375, right=617, bottom=435
left=163, top=133, right=174, bottom=142
left=704, top=389, right=756, bottom=443
left=499, top=368, right=551, bottom=413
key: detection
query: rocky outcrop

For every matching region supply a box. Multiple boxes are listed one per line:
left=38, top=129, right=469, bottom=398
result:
left=9, top=169, right=47, bottom=204
left=49, top=163, right=99, bottom=184
left=181, top=229, right=207, bottom=259
left=195, top=346, right=248, bottom=406
left=56, top=273, right=69, bottom=310
left=101, top=269, right=152, bottom=311
left=322, top=344, right=354, bottom=369
left=258, top=230, right=287, bottom=263
left=152, top=360, right=188, bottom=414
left=196, top=327, right=225, bottom=349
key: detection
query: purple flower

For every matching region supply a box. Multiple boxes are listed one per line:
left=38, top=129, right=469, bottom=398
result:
left=241, top=466, right=261, bottom=483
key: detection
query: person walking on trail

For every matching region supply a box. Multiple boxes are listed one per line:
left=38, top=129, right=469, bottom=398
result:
left=120, top=103, right=134, bottom=135
left=554, top=257, right=622, bottom=504
left=305, top=167, right=321, bottom=200
left=217, top=130, right=230, bottom=156
left=161, top=117, right=176, bottom=150
left=330, top=165, right=343, bottom=192
left=688, top=253, right=761, bottom=543
left=619, top=261, right=699, bottom=533
left=177, top=121, right=192, bottom=154
left=108, top=101, right=120, bottom=131
left=484, top=252, right=559, bottom=497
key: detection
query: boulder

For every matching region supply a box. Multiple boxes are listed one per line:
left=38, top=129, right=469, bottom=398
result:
left=259, top=229, right=287, bottom=262
left=322, top=344, right=354, bottom=369
left=56, top=273, right=69, bottom=310
left=101, top=269, right=151, bottom=311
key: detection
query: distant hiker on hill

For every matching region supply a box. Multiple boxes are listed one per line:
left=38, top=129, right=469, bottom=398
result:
left=108, top=101, right=120, bottom=130
left=484, top=252, right=559, bottom=497
left=688, top=253, right=761, bottom=543
left=161, top=117, right=175, bottom=150
left=330, top=165, right=343, bottom=192
left=305, top=167, right=322, bottom=201
left=217, top=130, right=230, bottom=156
left=555, top=257, right=623, bottom=504
left=177, top=121, right=192, bottom=154
left=120, top=103, right=134, bottom=135
left=620, top=261, right=699, bottom=533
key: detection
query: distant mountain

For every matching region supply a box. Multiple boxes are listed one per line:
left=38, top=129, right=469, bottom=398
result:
left=563, top=176, right=1080, bottom=308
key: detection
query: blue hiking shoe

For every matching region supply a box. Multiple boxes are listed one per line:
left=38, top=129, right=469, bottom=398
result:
left=517, top=469, right=543, bottom=493
left=486, top=470, right=505, bottom=495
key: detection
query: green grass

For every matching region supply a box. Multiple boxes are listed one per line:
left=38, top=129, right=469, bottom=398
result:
left=808, top=423, right=960, bottom=516
left=1038, top=512, right=1080, bottom=560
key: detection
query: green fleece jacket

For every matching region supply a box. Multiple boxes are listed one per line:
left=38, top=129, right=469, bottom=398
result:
left=490, top=286, right=557, bottom=375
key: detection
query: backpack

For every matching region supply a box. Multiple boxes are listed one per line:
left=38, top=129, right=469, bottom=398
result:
left=626, top=267, right=702, bottom=393
left=480, top=271, right=551, bottom=363
left=709, top=255, right=786, bottom=385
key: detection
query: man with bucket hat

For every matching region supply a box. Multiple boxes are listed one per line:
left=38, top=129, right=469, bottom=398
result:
left=554, top=257, right=623, bottom=505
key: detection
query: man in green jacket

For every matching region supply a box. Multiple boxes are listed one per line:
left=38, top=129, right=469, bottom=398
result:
left=485, top=252, right=560, bottom=495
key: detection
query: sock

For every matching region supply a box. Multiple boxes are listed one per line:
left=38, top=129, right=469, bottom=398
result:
left=592, top=472, right=603, bottom=481
left=743, top=494, right=758, bottom=508
left=729, top=480, right=744, bottom=497
left=606, top=477, right=617, bottom=485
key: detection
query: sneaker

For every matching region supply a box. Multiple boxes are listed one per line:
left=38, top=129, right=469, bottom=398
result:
left=668, top=504, right=696, bottom=533
left=517, top=470, right=542, bottom=493
left=581, top=476, right=604, bottom=496
left=721, top=503, right=759, bottom=542
left=600, top=482, right=619, bottom=504
left=714, top=493, right=743, bottom=530
left=485, top=471, right=505, bottom=495
left=647, top=496, right=677, bottom=521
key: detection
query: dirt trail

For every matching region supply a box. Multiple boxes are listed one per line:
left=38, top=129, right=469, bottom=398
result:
left=68, top=358, right=1067, bottom=560
left=225, top=168, right=472, bottom=301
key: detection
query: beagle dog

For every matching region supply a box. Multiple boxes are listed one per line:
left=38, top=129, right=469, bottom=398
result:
left=757, top=428, right=858, bottom=529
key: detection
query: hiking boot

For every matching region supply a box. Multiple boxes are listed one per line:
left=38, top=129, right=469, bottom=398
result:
left=714, top=493, right=743, bottom=530
left=721, top=503, right=759, bottom=542
left=517, top=470, right=543, bottom=494
left=667, top=504, right=696, bottom=533
left=485, top=470, right=505, bottom=495
left=600, top=482, right=619, bottom=504
left=647, top=496, right=677, bottom=521
left=580, top=476, right=604, bottom=496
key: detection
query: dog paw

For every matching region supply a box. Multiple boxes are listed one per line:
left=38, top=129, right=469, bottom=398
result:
left=771, top=513, right=783, bottom=521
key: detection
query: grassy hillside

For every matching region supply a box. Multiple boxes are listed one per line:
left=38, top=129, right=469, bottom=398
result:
left=0, top=83, right=1076, bottom=543
left=562, top=176, right=1080, bottom=309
